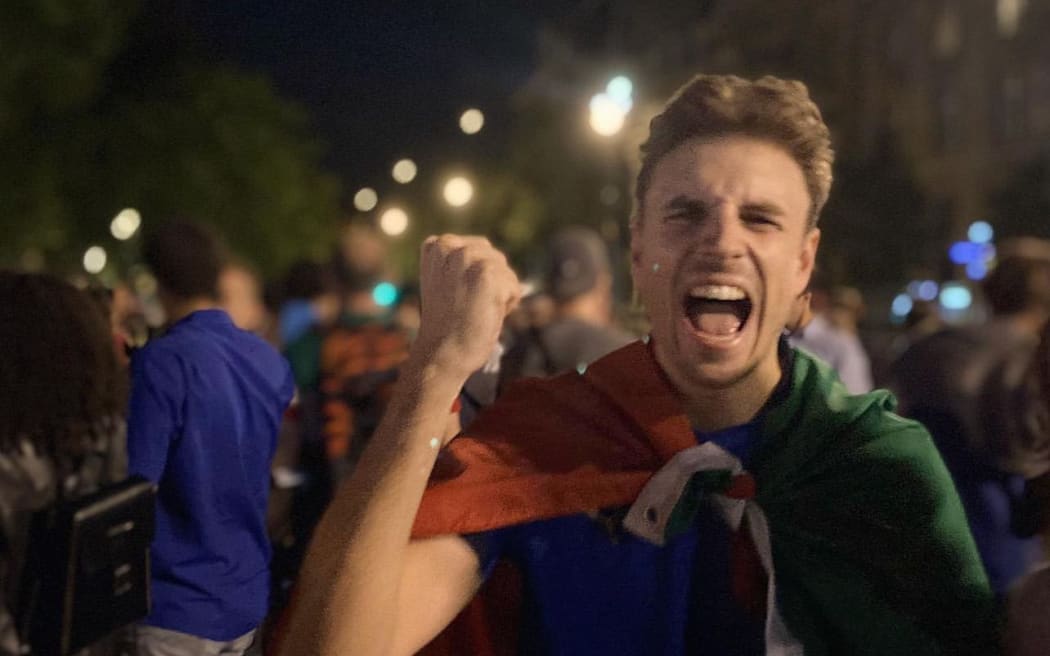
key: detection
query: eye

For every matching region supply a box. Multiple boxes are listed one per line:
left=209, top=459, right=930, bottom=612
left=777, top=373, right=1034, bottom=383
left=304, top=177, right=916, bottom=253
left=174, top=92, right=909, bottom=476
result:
left=742, top=213, right=781, bottom=229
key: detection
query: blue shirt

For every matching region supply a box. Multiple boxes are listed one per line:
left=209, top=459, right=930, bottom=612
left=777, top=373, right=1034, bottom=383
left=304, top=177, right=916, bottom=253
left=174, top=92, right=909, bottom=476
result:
left=127, top=310, right=294, bottom=640
left=469, top=422, right=765, bottom=656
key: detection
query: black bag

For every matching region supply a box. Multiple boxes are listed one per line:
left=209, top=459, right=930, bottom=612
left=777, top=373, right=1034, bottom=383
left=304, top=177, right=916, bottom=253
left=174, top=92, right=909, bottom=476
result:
left=15, top=475, right=156, bottom=655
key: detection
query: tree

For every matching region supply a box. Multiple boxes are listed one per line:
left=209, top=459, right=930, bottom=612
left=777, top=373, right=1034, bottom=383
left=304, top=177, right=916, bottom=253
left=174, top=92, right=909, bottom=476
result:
left=0, top=0, right=341, bottom=277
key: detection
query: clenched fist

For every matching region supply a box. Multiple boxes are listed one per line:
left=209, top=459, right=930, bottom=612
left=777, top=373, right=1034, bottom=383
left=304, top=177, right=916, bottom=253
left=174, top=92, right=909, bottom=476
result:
left=411, top=235, right=521, bottom=382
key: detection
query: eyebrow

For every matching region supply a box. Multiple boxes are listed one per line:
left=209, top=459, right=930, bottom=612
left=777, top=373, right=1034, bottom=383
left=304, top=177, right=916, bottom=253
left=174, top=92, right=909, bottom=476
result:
left=663, top=195, right=787, bottom=217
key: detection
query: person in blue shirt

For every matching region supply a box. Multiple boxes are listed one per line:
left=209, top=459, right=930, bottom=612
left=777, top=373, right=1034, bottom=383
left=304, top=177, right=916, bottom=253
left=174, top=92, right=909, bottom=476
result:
left=123, top=221, right=295, bottom=656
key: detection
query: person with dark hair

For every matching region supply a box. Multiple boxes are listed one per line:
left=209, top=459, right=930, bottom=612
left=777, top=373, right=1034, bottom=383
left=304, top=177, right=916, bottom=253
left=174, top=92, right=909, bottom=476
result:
left=277, top=260, right=340, bottom=347
left=124, top=221, right=294, bottom=655
left=892, top=237, right=1050, bottom=596
left=282, top=75, right=995, bottom=655
left=0, top=272, right=127, bottom=654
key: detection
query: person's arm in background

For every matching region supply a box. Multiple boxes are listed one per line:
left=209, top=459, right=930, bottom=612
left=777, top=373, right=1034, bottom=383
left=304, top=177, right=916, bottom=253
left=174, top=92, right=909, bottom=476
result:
left=279, top=235, right=522, bottom=656
left=126, top=348, right=183, bottom=482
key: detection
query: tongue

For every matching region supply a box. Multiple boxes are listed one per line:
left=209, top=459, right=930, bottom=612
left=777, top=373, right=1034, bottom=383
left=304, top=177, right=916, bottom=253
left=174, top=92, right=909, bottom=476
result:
left=689, top=300, right=744, bottom=336
left=696, top=310, right=742, bottom=336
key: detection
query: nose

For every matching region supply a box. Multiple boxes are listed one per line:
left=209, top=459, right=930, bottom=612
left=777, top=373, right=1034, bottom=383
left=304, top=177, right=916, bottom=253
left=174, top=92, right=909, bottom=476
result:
left=697, top=203, right=746, bottom=260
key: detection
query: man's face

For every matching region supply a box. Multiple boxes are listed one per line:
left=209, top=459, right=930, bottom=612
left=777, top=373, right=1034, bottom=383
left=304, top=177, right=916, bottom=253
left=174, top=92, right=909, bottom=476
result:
left=631, top=135, right=819, bottom=394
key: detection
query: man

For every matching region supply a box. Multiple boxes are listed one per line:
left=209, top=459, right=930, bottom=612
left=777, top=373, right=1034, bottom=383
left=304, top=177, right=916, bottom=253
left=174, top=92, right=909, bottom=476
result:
left=893, top=238, right=1050, bottom=595
left=125, top=221, right=295, bottom=655
left=499, top=226, right=634, bottom=385
left=282, top=75, right=996, bottom=655
left=790, top=284, right=874, bottom=394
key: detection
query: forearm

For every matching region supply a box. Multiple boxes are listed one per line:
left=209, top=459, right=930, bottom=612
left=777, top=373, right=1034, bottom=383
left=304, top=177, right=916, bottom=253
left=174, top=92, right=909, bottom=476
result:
left=283, top=354, right=465, bottom=656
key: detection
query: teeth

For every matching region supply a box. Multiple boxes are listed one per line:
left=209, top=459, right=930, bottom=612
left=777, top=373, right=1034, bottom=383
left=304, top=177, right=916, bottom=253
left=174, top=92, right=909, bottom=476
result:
left=689, top=285, right=747, bottom=301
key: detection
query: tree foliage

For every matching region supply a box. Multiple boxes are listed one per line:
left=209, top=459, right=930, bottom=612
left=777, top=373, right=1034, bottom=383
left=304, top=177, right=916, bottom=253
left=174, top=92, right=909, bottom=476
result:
left=0, top=0, right=340, bottom=276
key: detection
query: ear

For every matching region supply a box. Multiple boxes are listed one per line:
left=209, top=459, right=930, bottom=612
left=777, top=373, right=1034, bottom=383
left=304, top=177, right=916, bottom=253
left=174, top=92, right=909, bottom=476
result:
left=796, top=227, right=821, bottom=297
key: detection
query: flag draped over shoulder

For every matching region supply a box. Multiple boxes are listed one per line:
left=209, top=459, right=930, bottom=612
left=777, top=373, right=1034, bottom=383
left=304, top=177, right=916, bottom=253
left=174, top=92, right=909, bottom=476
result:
left=415, top=341, right=999, bottom=655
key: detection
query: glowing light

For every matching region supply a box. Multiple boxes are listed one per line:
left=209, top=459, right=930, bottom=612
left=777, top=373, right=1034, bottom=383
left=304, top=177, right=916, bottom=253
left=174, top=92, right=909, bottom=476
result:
left=392, top=159, right=418, bottom=184
left=109, top=208, right=142, bottom=241
left=606, top=76, right=634, bottom=109
left=353, top=188, right=378, bottom=212
left=589, top=93, right=627, bottom=136
left=906, top=281, right=923, bottom=298
left=443, top=176, right=474, bottom=207
left=939, top=284, right=973, bottom=310
left=379, top=207, right=410, bottom=236
left=373, top=282, right=399, bottom=307
left=949, top=241, right=983, bottom=265
left=968, top=221, right=994, bottom=244
left=966, top=260, right=988, bottom=280
left=892, top=293, right=914, bottom=317
left=459, top=108, right=485, bottom=135
left=917, top=281, right=939, bottom=301
left=83, top=246, right=107, bottom=274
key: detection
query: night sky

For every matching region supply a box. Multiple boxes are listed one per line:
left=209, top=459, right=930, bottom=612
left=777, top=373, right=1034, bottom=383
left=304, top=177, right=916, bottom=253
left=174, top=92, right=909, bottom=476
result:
left=158, top=0, right=560, bottom=204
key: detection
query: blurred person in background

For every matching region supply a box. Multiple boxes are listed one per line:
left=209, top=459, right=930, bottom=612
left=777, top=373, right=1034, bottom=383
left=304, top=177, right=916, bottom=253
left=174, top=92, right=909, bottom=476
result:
left=789, top=282, right=874, bottom=393
left=282, top=219, right=409, bottom=584
left=499, top=226, right=633, bottom=387
left=124, top=221, right=294, bottom=655
left=1005, top=317, right=1050, bottom=655
left=0, top=272, right=127, bottom=655
left=892, top=237, right=1050, bottom=596
left=220, top=259, right=270, bottom=338
left=277, top=260, right=340, bottom=348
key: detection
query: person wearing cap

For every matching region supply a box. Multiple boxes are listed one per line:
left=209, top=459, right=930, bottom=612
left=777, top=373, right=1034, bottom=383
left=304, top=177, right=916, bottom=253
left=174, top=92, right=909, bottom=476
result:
left=499, top=226, right=634, bottom=385
left=281, top=74, right=996, bottom=656
left=893, top=237, right=1050, bottom=596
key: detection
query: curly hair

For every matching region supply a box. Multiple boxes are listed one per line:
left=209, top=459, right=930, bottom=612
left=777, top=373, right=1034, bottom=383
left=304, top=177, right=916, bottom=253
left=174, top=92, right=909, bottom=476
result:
left=0, top=272, right=126, bottom=459
left=635, top=74, right=834, bottom=227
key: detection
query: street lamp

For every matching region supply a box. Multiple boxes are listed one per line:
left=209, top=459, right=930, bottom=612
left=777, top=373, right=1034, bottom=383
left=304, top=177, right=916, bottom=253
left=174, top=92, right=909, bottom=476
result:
left=379, top=207, right=410, bottom=236
left=354, top=187, right=378, bottom=212
left=110, top=208, right=142, bottom=241
left=443, top=176, right=474, bottom=208
left=460, top=108, right=484, bottom=135
left=589, top=75, right=634, bottom=137
left=392, top=159, right=418, bottom=184
left=83, top=246, right=107, bottom=274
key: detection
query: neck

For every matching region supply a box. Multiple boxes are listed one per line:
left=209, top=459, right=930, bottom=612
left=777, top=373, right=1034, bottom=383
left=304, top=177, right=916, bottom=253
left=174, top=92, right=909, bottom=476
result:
left=662, top=346, right=783, bottom=433
left=164, top=296, right=217, bottom=324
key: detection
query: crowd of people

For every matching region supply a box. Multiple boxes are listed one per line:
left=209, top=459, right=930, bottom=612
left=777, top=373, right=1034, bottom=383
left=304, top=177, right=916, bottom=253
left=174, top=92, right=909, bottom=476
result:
left=1, top=73, right=1049, bottom=655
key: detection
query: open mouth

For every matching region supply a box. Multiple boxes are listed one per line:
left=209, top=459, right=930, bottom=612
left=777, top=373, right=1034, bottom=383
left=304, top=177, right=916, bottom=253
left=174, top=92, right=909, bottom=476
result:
left=683, top=285, right=753, bottom=338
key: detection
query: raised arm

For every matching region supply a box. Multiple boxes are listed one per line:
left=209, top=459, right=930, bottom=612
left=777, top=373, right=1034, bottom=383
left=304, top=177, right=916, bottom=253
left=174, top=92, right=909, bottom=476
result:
left=280, top=235, right=521, bottom=656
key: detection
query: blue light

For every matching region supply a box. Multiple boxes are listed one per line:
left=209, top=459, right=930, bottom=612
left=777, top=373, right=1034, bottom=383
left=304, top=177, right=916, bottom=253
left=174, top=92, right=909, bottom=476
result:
left=372, top=282, right=399, bottom=307
left=891, top=293, right=914, bottom=317
left=968, top=221, right=994, bottom=244
left=906, top=281, right=923, bottom=298
left=939, top=284, right=973, bottom=311
left=949, top=241, right=982, bottom=265
left=917, top=281, right=939, bottom=301
left=966, top=260, right=987, bottom=280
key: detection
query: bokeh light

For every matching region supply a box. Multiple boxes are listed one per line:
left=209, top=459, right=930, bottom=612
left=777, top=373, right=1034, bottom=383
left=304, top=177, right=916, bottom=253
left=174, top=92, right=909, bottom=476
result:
left=891, top=293, right=914, bottom=317
left=83, top=246, right=107, bottom=274
left=110, top=208, right=142, bottom=241
left=968, top=221, right=994, bottom=244
left=443, top=176, right=474, bottom=207
left=589, top=93, right=627, bottom=136
left=372, top=282, right=399, bottom=307
left=460, top=108, right=485, bottom=135
left=379, top=207, right=410, bottom=236
left=353, top=187, right=378, bottom=212
left=917, top=280, right=939, bottom=301
left=939, top=283, right=973, bottom=310
left=392, top=159, right=418, bottom=184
